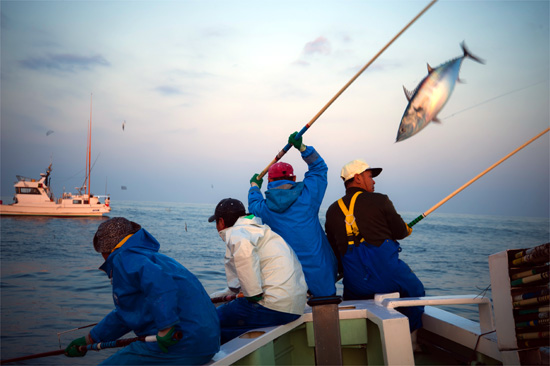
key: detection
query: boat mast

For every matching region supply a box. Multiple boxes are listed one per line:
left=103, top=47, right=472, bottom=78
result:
left=88, top=93, right=92, bottom=197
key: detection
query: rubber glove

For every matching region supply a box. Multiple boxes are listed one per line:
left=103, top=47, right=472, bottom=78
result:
left=406, top=224, right=413, bottom=237
left=157, top=326, right=179, bottom=353
left=250, top=173, right=263, bottom=189
left=245, top=293, right=264, bottom=303
left=65, top=336, right=87, bottom=357
left=288, top=132, right=306, bottom=152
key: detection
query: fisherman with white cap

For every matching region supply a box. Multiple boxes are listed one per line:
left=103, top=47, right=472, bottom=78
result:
left=325, top=159, right=425, bottom=333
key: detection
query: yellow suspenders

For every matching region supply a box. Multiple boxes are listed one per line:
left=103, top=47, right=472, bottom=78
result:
left=337, top=191, right=365, bottom=246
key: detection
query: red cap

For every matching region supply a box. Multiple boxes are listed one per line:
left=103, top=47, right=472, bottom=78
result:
left=268, top=162, right=294, bottom=180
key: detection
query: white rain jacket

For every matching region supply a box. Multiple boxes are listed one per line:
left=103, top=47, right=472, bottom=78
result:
left=220, top=215, right=307, bottom=315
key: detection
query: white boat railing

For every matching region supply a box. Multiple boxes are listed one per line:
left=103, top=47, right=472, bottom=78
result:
left=375, top=293, right=495, bottom=332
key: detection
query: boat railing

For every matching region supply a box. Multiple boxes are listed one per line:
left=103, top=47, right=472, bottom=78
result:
left=15, top=175, right=34, bottom=182
left=376, top=293, right=495, bottom=332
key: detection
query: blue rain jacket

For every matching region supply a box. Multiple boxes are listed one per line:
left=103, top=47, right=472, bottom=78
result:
left=91, top=229, right=220, bottom=358
left=248, top=146, right=337, bottom=297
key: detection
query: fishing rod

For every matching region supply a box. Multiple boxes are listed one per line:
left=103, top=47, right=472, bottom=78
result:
left=408, top=127, right=549, bottom=228
left=0, top=331, right=183, bottom=364
left=57, top=322, right=98, bottom=348
left=211, top=292, right=244, bottom=304
left=257, top=0, right=439, bottom=180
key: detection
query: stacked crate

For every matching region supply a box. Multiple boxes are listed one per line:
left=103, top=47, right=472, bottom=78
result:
left=489, top=243, right=549, bottom=363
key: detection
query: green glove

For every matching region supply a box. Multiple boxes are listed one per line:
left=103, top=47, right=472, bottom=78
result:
left=250, top=173, right=263, bottom=189
left=288, top=132, right=305, bottom=151
left=156, top=326, right=179, bottom=353
left=65, top=336, right=87, bottom=357
left=245, top=294, right=264, bottom=303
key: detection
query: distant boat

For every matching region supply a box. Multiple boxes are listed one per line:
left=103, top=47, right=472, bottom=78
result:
left=0, top=95, right=111, bottom=217
left=0, top=164, right=110, bottom=217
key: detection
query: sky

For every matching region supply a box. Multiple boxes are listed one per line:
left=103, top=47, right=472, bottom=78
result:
left=1, top=0, right=549, bottom=218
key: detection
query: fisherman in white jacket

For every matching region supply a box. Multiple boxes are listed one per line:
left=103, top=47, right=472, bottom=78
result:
left=208, top=198, right=307, bottom=344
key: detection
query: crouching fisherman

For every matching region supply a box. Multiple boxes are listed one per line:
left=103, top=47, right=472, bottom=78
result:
left=65, top=217, right=220, bottom=365
left=209, top=198, right=307, bottom=344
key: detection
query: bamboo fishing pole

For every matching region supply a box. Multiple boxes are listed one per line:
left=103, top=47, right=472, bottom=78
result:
left=0, top=332, right=184, bottom=364
left=257, top=0, right=439, bottom=180
left=211, top=292, right=244, bottom=304
left=408, top=127, right=550, bottom=227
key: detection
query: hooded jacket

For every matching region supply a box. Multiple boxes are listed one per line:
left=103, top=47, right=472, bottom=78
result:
left=91, top=229, right=220, bottom=357
left=248, top=145, right=337, bottom=297
left=220, top=215, right=307, bottom=315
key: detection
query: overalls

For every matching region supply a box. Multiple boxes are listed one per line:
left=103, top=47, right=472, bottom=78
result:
left=338, top=192, right=425, bottom=331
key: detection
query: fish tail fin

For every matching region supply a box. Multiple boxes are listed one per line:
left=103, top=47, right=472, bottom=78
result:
left=461, top=41, right=485, bottom=64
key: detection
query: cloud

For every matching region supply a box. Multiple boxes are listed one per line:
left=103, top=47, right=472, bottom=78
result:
left=19, top=53, right=110, bottom=72
left=293, top=36, right=332, bottom=66
left=303, top=36, right=331, bottom=56
left=291, top=59, right=310, bottom=67
left=155, top=85, right=184, bottom=96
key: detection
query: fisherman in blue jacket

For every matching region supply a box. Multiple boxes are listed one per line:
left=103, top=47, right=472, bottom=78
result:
left=249, top=132, right=338, bottom=297
left=65, top=217, right=220, bottom=365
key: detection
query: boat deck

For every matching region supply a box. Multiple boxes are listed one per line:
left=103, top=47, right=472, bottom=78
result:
left=206, top=294, right=505, bottom=365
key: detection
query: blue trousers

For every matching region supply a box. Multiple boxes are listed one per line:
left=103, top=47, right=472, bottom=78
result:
left=342, top=239, right=425, bottom=332
left=216, top=298, right=300, bottom=344
left=99, top=340, right=215, bottom=365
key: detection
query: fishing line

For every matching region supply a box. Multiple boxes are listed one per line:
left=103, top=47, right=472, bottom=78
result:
left=441, top=79, right=549, bottom=120
left=475, top=284, right=491, bottom=299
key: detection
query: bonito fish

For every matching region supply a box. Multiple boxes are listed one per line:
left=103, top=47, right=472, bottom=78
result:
left=396, top=42, right=484, bottom=142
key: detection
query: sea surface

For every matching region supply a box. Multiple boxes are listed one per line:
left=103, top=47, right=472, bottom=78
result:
left=1, top=200, right=548, bottom=364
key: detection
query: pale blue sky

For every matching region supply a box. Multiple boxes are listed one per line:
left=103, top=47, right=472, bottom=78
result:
left=1, top=0, right=549, bottom=218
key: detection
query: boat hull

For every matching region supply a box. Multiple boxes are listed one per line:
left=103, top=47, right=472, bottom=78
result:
left=0, top=202, right=110, bottom=217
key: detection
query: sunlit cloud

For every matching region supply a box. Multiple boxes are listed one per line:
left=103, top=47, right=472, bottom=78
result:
left=303, top=36, right=331, bottom=55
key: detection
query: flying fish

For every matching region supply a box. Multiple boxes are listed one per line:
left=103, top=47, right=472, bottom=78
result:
left=396, top=42, right=484, bottom=142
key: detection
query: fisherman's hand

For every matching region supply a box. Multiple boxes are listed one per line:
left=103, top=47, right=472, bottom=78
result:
left=288, top=132, right=306, bottom=152
left=245, top=293, right=264, bottom=303
left=157, top=326, right=179, bottom=353
left=65, top=336, right=87, bottom=357
left=406, top=224, right=413, bottom=237
left=250, top=173, right=263, bottom=189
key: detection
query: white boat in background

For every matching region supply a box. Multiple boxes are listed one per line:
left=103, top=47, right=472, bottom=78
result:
left=0, top=95, right=111, bottom=217
left=0, top=163, right=111, bottom=217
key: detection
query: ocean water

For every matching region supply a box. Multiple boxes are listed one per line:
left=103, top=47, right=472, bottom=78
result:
left=0, top=200, right=548, bottom=364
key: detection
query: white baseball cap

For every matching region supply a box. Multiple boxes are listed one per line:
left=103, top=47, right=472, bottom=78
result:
left=340, top=159, right=382, bottom=182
